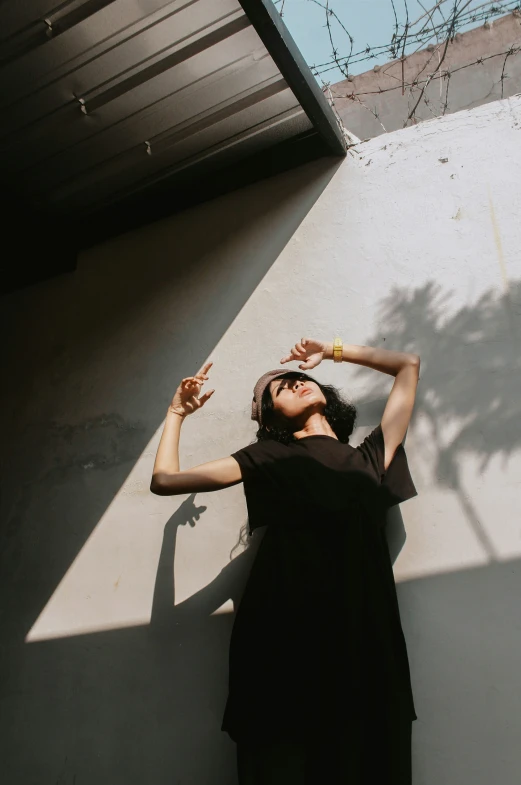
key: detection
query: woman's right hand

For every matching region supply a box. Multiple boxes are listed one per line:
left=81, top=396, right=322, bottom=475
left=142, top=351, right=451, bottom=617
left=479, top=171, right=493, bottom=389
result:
left=169, top=362, right=215, bottom=417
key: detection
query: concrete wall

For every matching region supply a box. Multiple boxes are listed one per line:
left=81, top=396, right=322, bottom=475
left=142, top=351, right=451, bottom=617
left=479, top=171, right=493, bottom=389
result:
left=331, top=12, right=521, bottom=140
left=1, top=94, right=520, bottom=784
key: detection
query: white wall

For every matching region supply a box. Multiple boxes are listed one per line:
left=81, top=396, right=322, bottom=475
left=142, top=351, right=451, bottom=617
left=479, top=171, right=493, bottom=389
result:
left=1, top=94, right=520, bottom=784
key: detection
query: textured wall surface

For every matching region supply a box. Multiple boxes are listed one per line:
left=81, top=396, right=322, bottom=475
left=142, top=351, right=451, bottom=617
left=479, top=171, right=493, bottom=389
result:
left=1, top=94, right=520, bottom=784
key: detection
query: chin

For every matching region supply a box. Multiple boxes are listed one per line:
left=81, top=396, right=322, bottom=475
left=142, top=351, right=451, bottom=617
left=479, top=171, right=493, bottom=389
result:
left=298, top=399, right=320, bottom=414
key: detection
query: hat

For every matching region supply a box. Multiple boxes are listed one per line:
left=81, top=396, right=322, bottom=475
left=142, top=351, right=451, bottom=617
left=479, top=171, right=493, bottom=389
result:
left=251, top=369, right=292, bottom=427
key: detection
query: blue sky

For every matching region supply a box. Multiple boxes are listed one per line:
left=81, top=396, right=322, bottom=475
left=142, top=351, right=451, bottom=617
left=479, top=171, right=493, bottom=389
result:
left=274, top=0, right=517, bottom=82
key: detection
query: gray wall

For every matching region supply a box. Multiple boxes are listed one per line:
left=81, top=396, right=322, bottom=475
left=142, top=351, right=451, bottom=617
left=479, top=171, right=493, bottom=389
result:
left=1, top=94, right=521, bottom=784
left=331, top=12, right=521, bottom=141
left=0, top=159, right=340, bottom=784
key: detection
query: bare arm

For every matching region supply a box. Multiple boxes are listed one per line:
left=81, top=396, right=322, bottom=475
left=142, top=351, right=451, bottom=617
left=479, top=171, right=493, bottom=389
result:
left=329, top=343, right=420, bottom=470
left=378, top=360, right=420, bottom=470
left=150, top=363, right=242, bottom=496
left=282, top=339, right=420, bottom=472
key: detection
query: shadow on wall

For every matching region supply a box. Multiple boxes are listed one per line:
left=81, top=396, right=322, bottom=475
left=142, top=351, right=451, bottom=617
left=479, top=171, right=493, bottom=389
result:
left=351, top=278, right=521, bottom=784
left=0, top=158, right=342, bottom=785
left=0, top=154, right=341, bottom=645
left=1, top=161, right=521, bottom=785
left=1, top=495, right=260, bottom=785
left=353, top=278, right=521, bottom=560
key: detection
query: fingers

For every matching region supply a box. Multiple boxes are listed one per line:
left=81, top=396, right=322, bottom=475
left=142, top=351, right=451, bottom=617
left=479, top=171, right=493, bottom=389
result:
left=196, top=361, right=213, bottom=378
left=198, top=389, right=215, bottom=405
left=280, top=343, right=307, bottom=364
left=181, top=361, right=212, bottom=383
left=280, top=338, right=315, bottom=364
left=181, top=362, right=212, bottom=390
left=182, top=378, right=200, bottom=389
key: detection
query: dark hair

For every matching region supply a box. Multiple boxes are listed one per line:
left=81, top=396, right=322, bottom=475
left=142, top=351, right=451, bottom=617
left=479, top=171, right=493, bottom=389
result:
left=255, top=371, right=357, bottom=445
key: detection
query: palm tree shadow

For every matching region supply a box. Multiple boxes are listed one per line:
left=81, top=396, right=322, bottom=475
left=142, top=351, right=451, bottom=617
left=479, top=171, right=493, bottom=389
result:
left=352, top=278, right=521, bottom=561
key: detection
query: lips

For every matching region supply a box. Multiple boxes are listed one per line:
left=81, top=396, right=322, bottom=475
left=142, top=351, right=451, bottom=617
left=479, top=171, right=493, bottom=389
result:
left=299, top=387, right=312, bottom=397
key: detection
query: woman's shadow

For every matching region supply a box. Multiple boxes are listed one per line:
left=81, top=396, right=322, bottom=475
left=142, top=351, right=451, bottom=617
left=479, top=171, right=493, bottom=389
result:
left=145, top=494, right=263, bottom=780
left=150, top=493, right=263, bottom=631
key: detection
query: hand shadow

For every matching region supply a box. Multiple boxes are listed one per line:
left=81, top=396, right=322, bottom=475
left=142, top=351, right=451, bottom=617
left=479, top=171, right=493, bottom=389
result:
left=150, top=493, right=263, bottom=633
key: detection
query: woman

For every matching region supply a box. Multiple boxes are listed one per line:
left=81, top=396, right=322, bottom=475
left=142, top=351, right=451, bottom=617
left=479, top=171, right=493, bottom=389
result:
left=151, top=337, right=420, bottom=784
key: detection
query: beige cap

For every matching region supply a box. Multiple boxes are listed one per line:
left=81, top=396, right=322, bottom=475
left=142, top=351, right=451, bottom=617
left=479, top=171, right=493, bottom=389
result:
left=251, top=369, right=292, bottom=426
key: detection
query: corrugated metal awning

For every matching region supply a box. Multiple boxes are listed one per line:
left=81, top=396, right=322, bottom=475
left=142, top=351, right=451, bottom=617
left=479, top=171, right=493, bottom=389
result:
left=0, top=0, right=345, bottom=291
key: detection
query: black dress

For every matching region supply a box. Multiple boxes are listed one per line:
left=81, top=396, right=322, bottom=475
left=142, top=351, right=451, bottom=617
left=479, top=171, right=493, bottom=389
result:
left=222, top=425, right=418, bottom=784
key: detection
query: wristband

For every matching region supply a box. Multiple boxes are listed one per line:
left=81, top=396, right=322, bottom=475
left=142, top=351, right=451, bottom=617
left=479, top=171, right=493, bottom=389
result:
left=333, top=337, right=343, bottom=363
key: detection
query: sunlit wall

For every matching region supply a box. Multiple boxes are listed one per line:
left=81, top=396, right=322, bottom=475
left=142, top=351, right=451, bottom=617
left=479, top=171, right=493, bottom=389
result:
left=1, top=95, right=520, bottom=784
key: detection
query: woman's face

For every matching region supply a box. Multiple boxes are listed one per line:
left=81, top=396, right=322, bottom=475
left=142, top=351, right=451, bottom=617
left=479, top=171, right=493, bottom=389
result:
left=268, top=375, right=326, bottom=423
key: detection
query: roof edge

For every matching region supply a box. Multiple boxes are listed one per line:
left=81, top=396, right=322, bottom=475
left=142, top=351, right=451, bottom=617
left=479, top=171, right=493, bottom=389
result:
left=239, top=0, right=347, bottom=156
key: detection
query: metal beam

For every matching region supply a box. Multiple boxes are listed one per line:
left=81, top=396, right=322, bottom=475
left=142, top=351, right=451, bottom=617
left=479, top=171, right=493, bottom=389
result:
left=237, top=0, right=347, bottom=156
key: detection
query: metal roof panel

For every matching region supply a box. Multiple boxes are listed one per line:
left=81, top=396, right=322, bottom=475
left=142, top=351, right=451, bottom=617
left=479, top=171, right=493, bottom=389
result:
left=0, top=0, right=345, bottom=293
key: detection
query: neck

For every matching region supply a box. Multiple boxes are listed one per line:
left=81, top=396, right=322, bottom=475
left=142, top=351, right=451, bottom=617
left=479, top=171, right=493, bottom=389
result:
left=292, top=413, right=338, bottom=440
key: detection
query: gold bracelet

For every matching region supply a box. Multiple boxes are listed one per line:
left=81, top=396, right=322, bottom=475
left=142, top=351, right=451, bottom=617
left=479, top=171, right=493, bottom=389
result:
left=333, top=336, right=343, bottom=363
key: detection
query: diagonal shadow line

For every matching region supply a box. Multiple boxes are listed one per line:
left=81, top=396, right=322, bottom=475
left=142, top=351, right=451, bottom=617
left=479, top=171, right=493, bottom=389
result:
left=0, top=157, right=343, bottom=646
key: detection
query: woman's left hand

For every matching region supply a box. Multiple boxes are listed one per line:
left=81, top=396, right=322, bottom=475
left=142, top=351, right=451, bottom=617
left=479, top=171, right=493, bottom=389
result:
left=280, top=338, right=328, bottom=370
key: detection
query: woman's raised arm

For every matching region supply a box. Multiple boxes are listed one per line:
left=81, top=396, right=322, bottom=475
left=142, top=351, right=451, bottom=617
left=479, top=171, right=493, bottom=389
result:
left=280, top=338, right=420, bottom=472
left=150, top=363, right=242, bottom=496
left=150, top=454, right=242, bottom=496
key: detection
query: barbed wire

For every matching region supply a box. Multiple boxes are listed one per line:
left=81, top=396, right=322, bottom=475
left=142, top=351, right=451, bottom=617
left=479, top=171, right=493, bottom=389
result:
left=274, top=0, right=521, bottom=128
left=276, top=0, right=521, bottom=78
left=329, top=44, right=520, bottom=126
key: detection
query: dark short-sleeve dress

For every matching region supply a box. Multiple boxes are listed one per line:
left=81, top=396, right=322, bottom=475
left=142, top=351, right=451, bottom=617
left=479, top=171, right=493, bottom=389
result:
left=222, top=426, right=418, bottom=778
